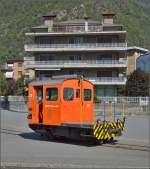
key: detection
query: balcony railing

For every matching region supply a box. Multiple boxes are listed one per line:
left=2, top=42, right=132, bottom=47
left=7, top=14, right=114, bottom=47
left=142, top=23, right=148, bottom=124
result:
left=87, top=77, right=126, bottom=82
left=24, top=43, right=127, bottom=51
left=87, top=77, right=126, bottom=85
left=24, top=59, right=127, bottom=68
left=52, top=25, right=103, bottom=32
left=35, top=76, right=126, bottom=85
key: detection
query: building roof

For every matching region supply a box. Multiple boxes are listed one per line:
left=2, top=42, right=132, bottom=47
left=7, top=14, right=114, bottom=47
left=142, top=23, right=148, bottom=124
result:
left=127, top=46, right=149, bottom=53
left=29, top=79, right=63, bottom=86
left=6, top=59, right=23, bottom=63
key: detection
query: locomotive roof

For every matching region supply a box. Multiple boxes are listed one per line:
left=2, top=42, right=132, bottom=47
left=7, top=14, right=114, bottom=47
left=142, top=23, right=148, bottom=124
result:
left=29, top=75, right=93, bottom=86
left=29, top=79, right=64, bottom=86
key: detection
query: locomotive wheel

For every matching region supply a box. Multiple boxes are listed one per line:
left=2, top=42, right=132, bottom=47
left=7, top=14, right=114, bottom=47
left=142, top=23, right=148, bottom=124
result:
left=42, top=130, right=55, bottom=140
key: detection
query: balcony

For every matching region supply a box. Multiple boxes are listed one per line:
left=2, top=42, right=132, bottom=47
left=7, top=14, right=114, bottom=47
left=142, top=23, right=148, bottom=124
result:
left=24, top=43, right=127, bottom=52
left=24, top=59, right=127, bottom=69
left=27, top=25, right=126, bottom=36
left=87, top=77, right=127, bottom=85
left=5, top=71, right=13, bottom=79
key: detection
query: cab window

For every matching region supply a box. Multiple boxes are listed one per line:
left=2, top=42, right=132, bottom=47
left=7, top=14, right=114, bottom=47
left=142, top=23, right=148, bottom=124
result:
left=63, top=88, right=74, bottom=101
left=36, top=88, right=43, bottom=103
left=46, top=88, right=58, bottom=101
left=84, top=89, right=91, bottom=101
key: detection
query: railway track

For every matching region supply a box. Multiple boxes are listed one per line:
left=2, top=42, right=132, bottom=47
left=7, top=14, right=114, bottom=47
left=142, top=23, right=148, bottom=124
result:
left=103, top=142, right=149, bottom=152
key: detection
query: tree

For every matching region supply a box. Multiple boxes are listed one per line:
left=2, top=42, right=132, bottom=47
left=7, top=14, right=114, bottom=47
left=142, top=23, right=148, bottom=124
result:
left=125, top=69, right=149, bottom=96
left=7, top=79, right=18, bottom=95
left=0, top=72, right=8, bottom=96
left=7, top=75, right=25, bottom=95
left=15, top=75, right=25, bottom=95
left=0, top=73, right=25, bottom=96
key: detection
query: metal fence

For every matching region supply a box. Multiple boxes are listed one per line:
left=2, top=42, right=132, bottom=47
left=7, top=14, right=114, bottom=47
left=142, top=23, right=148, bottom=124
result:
left=0, top=96, right=149, bottom=116
left=94, top=97, right=149, bottom=121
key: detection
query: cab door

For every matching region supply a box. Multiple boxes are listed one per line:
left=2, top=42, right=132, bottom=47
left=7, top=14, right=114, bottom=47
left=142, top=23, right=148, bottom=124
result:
left=35, top=86, right=43, bottom=123
left=43, top=86, right=60, bottom=125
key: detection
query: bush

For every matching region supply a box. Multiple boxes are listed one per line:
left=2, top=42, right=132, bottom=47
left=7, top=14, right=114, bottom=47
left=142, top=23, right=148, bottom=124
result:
left=94, top=95, right=101, bottom=103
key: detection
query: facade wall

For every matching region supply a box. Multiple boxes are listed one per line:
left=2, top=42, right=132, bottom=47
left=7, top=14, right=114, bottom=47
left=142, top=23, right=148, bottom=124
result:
left=127, top=51, right=138, bottom=75
left=13, top=62, right=24, bottom=80
left=1, top=61, right=24, bottom=80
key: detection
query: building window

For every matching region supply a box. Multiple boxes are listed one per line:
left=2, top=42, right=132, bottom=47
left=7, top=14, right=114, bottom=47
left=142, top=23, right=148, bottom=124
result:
left=46, top=88, right=58, bottom=101
left=37, top=37, right=54, bottom=44
left=69, top=70, right=85, bottom=76
left=36, top=54, right=54, bottom=61
left=69, top=56, right=81, bottom=60
left=97, top=54, right=112, bottom=60
left=97, top=36, right=113, bottom=43
left=18, top=63, right=22, bottom=67
left=84, top=89, right=91, bottom=101
left=68, top=37, right=85, bottom=44
left=97, top=71, right=112, bottom=77
left=63, top=88, right=74, bottom=101
left=18, top=71, right=22, bottom=76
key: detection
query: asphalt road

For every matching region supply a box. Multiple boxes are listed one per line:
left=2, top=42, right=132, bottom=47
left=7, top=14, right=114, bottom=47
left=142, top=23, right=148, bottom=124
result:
left=1, top=109, right=149, bottom=168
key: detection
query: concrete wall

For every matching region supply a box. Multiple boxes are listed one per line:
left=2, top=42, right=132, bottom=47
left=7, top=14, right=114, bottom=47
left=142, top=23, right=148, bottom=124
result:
left=127, top=51, right=139, bottom=75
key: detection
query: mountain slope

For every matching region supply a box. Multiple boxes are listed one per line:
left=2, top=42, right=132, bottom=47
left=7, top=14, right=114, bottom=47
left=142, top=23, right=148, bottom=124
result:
left=0, top=0, right=150, bottom=63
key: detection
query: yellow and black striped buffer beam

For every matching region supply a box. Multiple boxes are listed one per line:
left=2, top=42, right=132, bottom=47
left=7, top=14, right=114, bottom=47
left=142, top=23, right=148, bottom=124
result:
left=93, top=119, right=125, bottom=141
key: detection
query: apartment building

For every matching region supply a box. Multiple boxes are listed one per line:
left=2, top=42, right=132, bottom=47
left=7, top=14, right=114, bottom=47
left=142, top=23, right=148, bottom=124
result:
left=24, top=13, right=127, bottom=97
left=1, top=59, right=24, bottom=80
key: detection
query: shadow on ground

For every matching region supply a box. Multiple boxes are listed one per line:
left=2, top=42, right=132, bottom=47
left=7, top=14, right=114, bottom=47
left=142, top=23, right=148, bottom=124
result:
left=19, top=132, right=118, bottom=147
left=1, top=127, right=118, bottom=147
